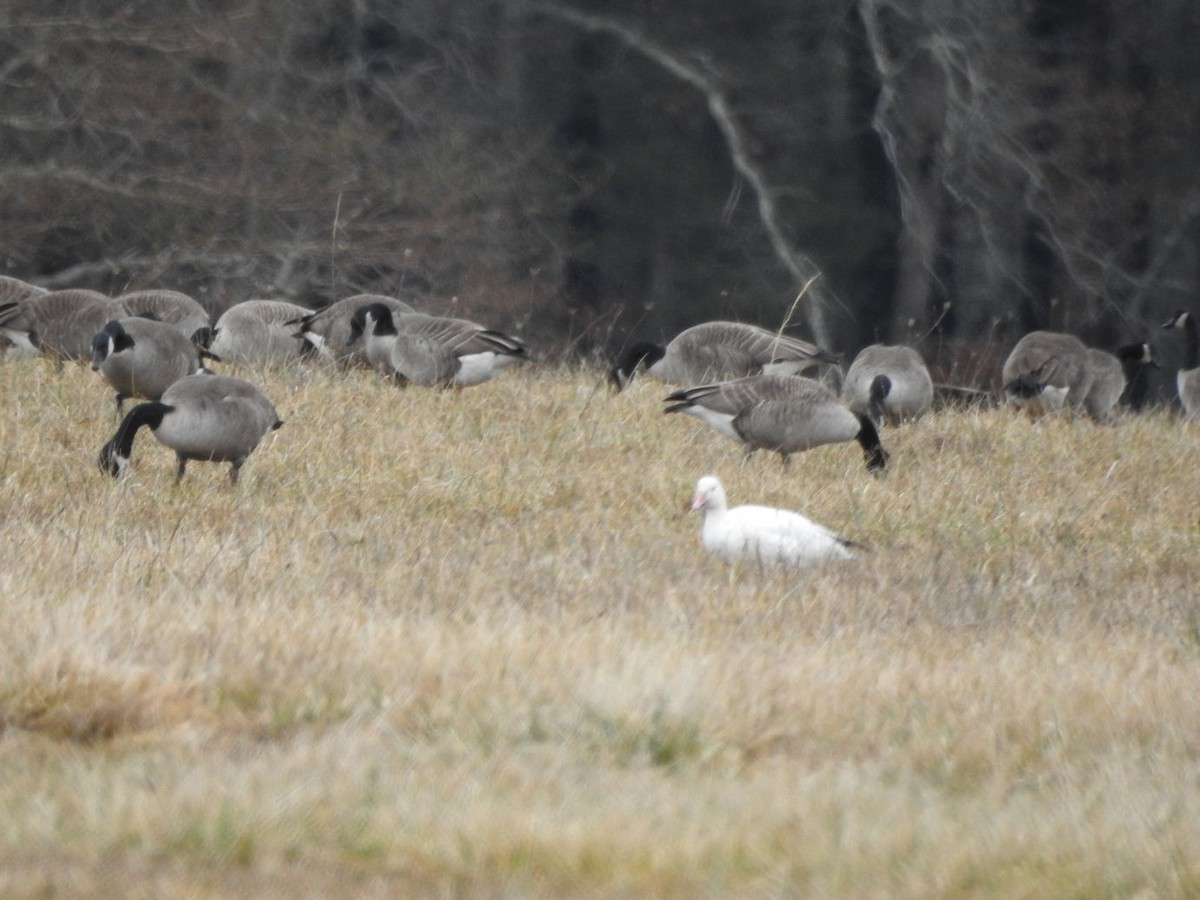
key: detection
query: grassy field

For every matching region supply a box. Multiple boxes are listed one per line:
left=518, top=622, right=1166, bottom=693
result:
left=1, top=353, right=1198, bottom=898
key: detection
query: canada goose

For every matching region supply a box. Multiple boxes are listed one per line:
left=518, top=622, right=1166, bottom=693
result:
left=1001, top=331, right=1092, bottom=416
left=610, top=321, right=840, bottom=391
left=98, top=374, right=282, bottom=484
left=90, top=318, right=208, bottom=414
left=0, top=275, right=46, bottom=305
left=292, top=294, right=417, bottom=365
left=348, top=302, right=529, bottom=387
left=1003, top=332, right=1154, bottom=421
left=207, top=299, right=312, bottom=364
left=664, top=374, right=889, bottom=472
left=1162, top=310, right=1200, bottom=419
left=1079, top=343, right=1156, bottom=421
left=689, top=475, right=859, bottom=567
left=0, top=289, right=122, bottom=361
left=116, top=289, right=211, bottom=345
left=0, top=277, right=47, bottom=356
left=841, top=344, right=933, bottom=425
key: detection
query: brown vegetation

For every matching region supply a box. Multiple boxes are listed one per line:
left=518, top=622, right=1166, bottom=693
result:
left=1, top=355, right=1198, bottom=896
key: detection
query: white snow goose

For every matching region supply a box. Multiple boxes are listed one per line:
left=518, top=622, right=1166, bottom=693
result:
left=689, top=475, right=859, bottom=568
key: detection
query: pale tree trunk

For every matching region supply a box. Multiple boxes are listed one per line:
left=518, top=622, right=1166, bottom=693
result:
left=858, top=0, right=947, bottom=341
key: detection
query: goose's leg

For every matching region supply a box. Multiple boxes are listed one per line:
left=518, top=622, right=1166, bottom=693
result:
left=228, top=461, right=243, bottom=485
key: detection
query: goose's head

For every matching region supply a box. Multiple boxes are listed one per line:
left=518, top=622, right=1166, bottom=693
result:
left=348, top=303, right=397, bottom=345
left=690, top=475, right=726, bottom=513
left=1162, top=310, right=1190, bottom=330
left=90, top=320, right=134, bottom=370
left=191, top=325, right=216, bottom=350
left=609, top=342, right=665, bottom=391
left=1116, top=342, right=1157, bottom=368
left=97, top=439, right=129, bottom=478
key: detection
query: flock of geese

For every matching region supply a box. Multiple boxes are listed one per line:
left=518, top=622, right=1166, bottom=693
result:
left=0, top=275, right=531, bottom=485
left=2, top=272, right=1197, bottom=568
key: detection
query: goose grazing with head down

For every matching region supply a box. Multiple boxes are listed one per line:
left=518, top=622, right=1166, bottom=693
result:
left=1162, top=310, right=1200, bottom=420
left=689, top=475, right=858, bottom=567
left=1002, top=331, right=1155, bottom=421
left=0, top=275, right=46, bottom=304
left=664, top=374, right=889, bottom=473
left=610, top=321, right=839, bottom=391
left=1001, top=330, right=1091, bottom=416
left=348, top=302, right=530, bottom=387
left=0, top=289, right=122, bottom=361
left=841, top=344, right=933, bottom=426
left=116, top=289, right=211, bottom=345
left=0, top=276, right=47, bottom=356
left=206, top=299, right=312, bottom=364
left=98, top=374, right=282, bottom=484
left=91, top=317, right=208, bottom=414
left=292, top=294, right=417, bottom=366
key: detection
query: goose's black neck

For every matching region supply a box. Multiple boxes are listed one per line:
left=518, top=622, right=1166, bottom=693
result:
left=349, top=302, right=396, bottom=343
left=855, top=414, right=890, bottom=473
left=110, top=402, right=172, bottom=456
left=867, top=374, right=892, bottom=424
left=1115, top=344, right=1154, bottom=411
left=610, top=342, right=665, bottom=389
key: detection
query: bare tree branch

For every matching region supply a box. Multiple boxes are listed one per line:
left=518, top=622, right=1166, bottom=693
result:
left=527, top=2, right=834, bottom=346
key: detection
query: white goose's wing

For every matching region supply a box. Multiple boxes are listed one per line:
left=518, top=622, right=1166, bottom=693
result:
left=722, top=505, right=853, bottom=563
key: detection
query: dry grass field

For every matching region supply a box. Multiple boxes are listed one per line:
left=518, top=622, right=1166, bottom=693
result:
left=1, top=352, right=1198, bottom=898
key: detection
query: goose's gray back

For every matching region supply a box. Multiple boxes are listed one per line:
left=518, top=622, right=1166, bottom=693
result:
left=729, top=378, right=861, bottom=453
left=370, top=311, right=524, bottom=385
left=842, top=344, right=933, bottom=421
left=211, top=300, right=310, bottom=363
left=95, top=317, right=202, bottom=401
left=1002, top=331, right=1091, bottom=405
left=0, top=290, right=121, bottom=360
left=157, top=375, right=280, bottom=462
left=659, top=322, right=829, bottom=383
left=118, top=290, right=210, bottom=340
left=672, top=374, right=860, bottom=453
left=0, top=275, right=46, bottom=305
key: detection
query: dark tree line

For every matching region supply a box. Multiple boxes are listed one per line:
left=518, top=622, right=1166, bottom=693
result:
left=3, top=1, right=1200, bottom=390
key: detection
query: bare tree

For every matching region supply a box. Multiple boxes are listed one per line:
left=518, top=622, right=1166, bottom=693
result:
left=859, top=0, right=1200, bottom=352
left=527, top=2, right=842, bottom=348
left=0, top=0, right=569, bottom=331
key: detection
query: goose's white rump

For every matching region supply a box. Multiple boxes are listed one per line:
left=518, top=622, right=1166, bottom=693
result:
left=689, top=475, right=856, bottom=567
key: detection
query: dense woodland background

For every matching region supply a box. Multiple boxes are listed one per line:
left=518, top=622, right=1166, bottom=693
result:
left=3, top=1, right=1200, bottom=392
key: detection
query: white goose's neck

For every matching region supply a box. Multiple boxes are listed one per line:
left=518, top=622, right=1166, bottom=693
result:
left=702, top=496, right=728, bottom=530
